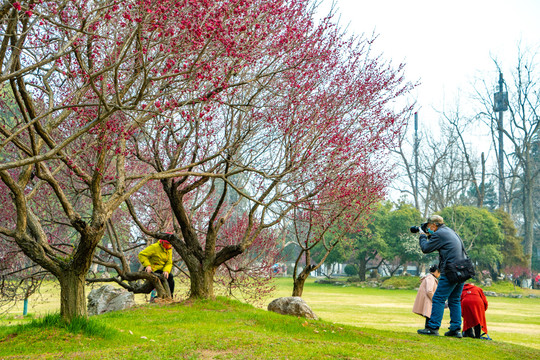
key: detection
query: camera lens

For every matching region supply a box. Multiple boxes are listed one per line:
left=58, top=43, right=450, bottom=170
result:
left=410, top=226, right=420, bottom=233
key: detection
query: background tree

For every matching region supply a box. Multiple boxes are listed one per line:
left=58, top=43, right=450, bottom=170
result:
left=438, top=206, right=504, bottom=278
left=0, top=238, right=46, bottom=315
left=392, top=112, right=485, bottom=217
left=342, top=222, right=387, bottom=281
left=492, top=209, right=527, bottom=273
left=374, top=202, right=424, bottom=276
left=473, top=48, right=540, bottom=271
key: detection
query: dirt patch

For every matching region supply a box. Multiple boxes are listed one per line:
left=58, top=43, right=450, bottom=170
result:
left=198, top=349, right=240, bottom=359
left=0, top=332, right=18, bottom=343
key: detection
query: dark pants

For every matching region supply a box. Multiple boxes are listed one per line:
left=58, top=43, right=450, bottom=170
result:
left=464, top=325, right=482, bottom=338
left=155, top=270, right=175, bottom=295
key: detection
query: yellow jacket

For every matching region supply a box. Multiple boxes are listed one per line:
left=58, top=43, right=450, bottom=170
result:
left=138, top=242, right=173, bottom=273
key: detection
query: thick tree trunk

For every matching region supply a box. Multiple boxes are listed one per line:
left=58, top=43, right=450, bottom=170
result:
left=59, top=270, right=87, bottom=320
left=189, top=266, right=216, bottom=299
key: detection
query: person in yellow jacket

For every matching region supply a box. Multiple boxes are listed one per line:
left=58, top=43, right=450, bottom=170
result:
left=138, top=239, right=174, bottom=296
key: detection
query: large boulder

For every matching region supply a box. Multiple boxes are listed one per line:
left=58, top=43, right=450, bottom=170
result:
left=87, top=285, right=135, bottom=316
left=267, top=296, right=318, bottom=320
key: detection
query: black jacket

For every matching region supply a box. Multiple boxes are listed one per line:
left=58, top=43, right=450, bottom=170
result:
left=419, top=225, right=465, bottom=273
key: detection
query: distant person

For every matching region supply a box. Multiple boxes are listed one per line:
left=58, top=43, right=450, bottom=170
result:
left=416, top=215, right=466, bottom=338
left=461, top=283, right=489, bottom=339
left=412, top=264, right=440, bottom=328
left=535, top=274, right=540, bottom=289
left=138, top=239, right=174, bottom=297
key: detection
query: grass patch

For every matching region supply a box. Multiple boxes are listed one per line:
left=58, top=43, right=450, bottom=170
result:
left=0, top=296, right=539, bottom=360
left=482, top=280, right=524, bottom=294
left=380, top=275, right=421, bottom=289
left=19, top=313, right=115, bottom=338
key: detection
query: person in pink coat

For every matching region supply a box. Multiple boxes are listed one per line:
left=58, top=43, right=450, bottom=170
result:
left=413, top=264, right=440, bottom=328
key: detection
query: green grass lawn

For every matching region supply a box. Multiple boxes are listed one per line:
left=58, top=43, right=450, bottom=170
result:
left=1, top=296, right=539, bottom=360
left=267, top=278, right=540, bottom=350
left=0, top=277, right=539, bottom=359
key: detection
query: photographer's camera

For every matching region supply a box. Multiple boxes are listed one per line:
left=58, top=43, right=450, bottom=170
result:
left=409, top=223, right=429, bottom=234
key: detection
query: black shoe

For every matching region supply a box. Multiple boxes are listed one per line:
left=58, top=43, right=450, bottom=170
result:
left=417, top=327, right=439, bottom=336
left=444, top=329, right=463, bottom=338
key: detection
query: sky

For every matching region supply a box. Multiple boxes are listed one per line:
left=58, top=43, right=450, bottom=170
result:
left=320, top=0, right=540, bottom=201
left=322, top=0, right=540, bottom=131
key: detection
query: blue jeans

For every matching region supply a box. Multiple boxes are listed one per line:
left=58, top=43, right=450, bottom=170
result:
left=427, top=274, right=464, bottom=331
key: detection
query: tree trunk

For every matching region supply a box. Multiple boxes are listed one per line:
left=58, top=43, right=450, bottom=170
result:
left=59, top=270, right=87, bottom=320
left=523, top=178, right=534, bottom=270
left=189, top=265, right=216, bottom=299
left=292, top=271, right=309, bottom=297
left=357, top=258, right=367, bottom=282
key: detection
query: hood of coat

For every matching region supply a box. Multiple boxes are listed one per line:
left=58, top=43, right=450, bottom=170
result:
left=463, top=283, right=476, bottom=291
left=420, top=273, right=439, bottom=283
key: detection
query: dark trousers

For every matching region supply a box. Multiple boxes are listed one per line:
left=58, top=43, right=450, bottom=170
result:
left=464, top=325, right=482, bottom=338
left=154, top=270, right=175, bottom=295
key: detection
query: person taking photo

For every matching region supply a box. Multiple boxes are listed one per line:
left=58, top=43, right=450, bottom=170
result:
left=416, top=215, right=466, bottom=338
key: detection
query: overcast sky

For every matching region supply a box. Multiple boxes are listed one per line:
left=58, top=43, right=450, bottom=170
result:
left=321, top=0, right=540, bottom=200
left=324, top=0, right=540, bottom=127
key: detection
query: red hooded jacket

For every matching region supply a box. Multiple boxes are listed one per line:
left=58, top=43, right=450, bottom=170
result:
left=461, top=283, right=488, bottom=333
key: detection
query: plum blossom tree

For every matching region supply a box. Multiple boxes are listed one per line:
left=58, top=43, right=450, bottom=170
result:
left=0, top=0, right=412, bottom=319
left=2, top=0, right=329, bottom=319
left=126, top=8, right=412, bottom=299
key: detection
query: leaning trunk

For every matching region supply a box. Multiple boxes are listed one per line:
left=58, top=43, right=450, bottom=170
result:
left=59, top=270, right=87, bottom=320
left=292, top=271, right=310, bottom=297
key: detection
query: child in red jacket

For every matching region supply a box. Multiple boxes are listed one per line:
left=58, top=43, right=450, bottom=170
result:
left=461, top=283, right=488, bottom=338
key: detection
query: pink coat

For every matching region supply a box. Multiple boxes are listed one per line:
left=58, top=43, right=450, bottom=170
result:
left=412, top=273, right=439, bottom=317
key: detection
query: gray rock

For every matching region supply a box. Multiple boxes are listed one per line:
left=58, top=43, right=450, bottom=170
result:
left=267, top=296, right=318, bottom=320
left=87, top=285, right=135, bottom=316
left=484, top=291, right=498, bottom=297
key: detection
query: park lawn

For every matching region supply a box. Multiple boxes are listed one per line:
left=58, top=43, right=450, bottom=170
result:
left=268, top=277, right=540, bottom=350
left=0, top=296, right=539, bottom=360
left=1, top=276, right=539, bottom=358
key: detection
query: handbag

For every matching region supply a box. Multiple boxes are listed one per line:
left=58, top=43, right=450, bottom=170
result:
left=444, top=236, right=475, bottom=284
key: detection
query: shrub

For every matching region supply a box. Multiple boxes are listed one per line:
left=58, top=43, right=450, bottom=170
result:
left=344, top=264, right=358, bottom=276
